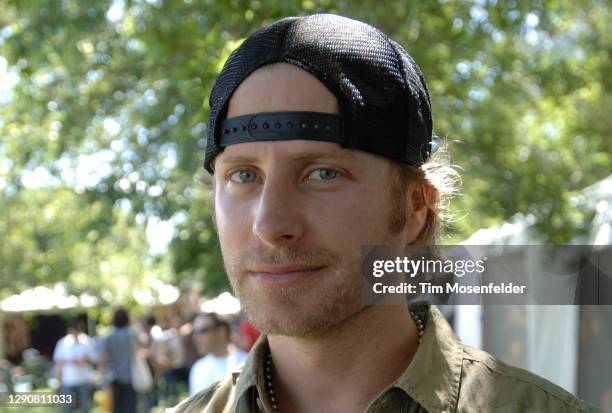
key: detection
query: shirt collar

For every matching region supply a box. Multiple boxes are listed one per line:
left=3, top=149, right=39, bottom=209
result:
left=232, top=305, right=463, bottom=412
left=394, top=305, right=463, bottom=412
left=232, top=333, right=270, bottom=412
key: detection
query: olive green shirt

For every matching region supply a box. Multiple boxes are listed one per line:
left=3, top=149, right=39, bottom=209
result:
left=169, top=306, right=601, bottom=412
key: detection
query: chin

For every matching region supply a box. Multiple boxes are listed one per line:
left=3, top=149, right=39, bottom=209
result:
left=243, top=295, right=364, bottom=338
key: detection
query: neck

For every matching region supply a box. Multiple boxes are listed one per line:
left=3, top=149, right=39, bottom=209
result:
left=267, top=305, right=419, bottom=413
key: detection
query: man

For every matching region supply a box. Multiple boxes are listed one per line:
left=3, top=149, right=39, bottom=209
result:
left=172, top=14, right=600, bottom=413
left=53, top=318, right=97, bottom=413
left=103, top=307, right=137, bottom=413
left=189, top=313, right=247, bottom=396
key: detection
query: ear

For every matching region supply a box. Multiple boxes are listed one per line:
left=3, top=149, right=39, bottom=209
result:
left=404, top=180, right=431, bottom=244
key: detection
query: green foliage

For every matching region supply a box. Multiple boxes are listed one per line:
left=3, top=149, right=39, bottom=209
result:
left=0, top=0, right=609, bottom=299
left=0, top=186, right=174, bottom=304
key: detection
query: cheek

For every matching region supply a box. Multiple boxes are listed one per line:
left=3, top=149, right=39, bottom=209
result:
left=215, top=190, right=252, bottom=248
left=308, top=188, right=390, bottom=243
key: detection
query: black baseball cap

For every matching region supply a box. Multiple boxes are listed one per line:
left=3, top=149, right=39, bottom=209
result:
left=204, top=14, right=433, bottom=173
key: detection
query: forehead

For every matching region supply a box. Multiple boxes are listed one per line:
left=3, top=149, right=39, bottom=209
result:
left=226, top=62, right=339, bottom=117
left=215, top=139, right=366, bottom=170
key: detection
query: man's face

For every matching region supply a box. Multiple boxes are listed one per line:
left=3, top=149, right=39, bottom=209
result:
left=192, top=316, right=224, bottom=355
left=213, top=63, right=413, bottom=337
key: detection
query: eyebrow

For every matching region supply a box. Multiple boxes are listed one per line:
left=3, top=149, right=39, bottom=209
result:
left=216, top=148, right=359, bottom=165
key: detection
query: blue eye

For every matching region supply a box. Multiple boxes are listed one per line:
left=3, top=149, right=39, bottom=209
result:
left=308, top=168, right=340, bottom=181
left=230, top=169, right=257, bottom=183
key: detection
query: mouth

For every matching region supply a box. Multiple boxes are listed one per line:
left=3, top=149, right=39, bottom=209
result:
left=248, top=264, right=326, bottom=287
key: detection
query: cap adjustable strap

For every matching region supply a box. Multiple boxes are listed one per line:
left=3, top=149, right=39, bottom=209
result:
left=218, top=112, right=342, bottom=147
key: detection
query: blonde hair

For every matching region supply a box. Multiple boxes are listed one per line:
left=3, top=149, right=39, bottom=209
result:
left=391, top=138, right=461, bottom=245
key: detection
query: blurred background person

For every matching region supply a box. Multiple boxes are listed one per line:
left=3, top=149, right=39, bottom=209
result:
left=189, top=312, right=247, bottom=396
left=102, top=307, right=136, bottom=413
left=53, top=317, right=97, bottom=413
left=151, top=315, right=187, bottom=406
left=179, top=312, right=200, bottom=379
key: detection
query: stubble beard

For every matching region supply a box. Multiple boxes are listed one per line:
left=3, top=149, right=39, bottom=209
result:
left=224, top=245, right=365, bottom=337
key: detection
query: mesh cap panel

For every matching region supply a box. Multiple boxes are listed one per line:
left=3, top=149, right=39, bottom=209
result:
left=205, top=14, right=433, bottom=173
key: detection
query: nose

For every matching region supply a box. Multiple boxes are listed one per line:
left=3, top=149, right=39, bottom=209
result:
left=252, top=176, right=305, bottom=246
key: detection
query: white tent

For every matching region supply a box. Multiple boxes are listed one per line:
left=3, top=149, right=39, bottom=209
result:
left=0, top=284, right=98, bottom=313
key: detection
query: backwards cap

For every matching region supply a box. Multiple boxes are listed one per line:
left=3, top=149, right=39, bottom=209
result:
left=204, top=14, right=433, bottom=173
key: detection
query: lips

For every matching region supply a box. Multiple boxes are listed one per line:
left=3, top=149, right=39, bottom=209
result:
left=250, top=264, right=323, bottom=273
left=248, top=264, right=326, bottom=287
